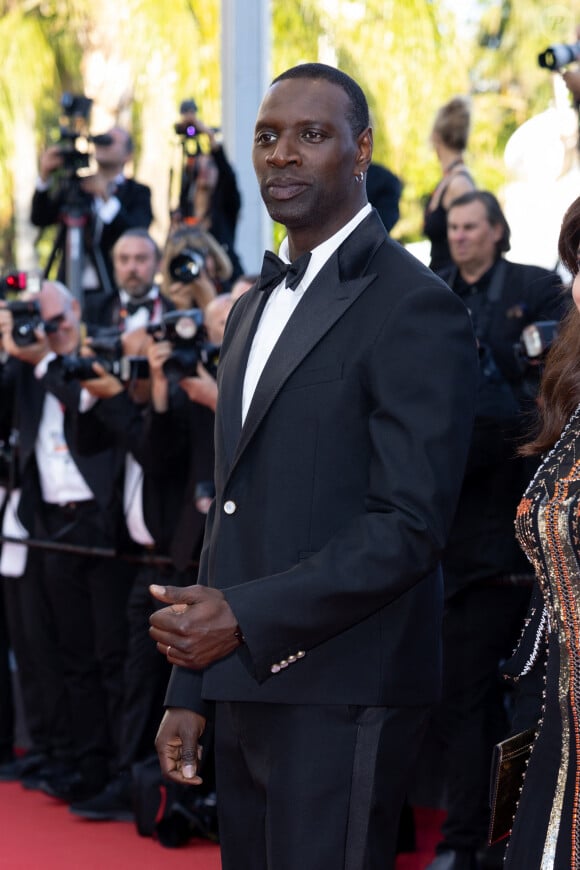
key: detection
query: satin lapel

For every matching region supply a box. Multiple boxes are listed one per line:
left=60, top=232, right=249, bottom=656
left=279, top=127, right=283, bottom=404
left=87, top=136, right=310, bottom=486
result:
left=230, top=211, right=386, bottom=472
left=217, top=287, right=269, bottom=468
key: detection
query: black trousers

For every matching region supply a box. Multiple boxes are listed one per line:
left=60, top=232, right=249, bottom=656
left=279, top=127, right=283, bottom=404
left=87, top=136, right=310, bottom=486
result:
left=0, top=579, right=14, bottom=759
left=40, top=501, right=132, bottom=780
left=118, top=561, right=193, bottom=771
left=213, top=700, right=429, bottom=870
left=432, top=582, right=531, bottom=852
left=3, top=551, right=71, bottom=759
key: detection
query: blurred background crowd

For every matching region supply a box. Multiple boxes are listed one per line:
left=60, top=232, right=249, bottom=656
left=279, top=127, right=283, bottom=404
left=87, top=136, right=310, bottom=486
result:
left=2, top=2, right=580, bottom=868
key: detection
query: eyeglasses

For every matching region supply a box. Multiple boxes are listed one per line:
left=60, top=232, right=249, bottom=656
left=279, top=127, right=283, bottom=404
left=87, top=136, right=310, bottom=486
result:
left=43, top=309, right=69, bottom=333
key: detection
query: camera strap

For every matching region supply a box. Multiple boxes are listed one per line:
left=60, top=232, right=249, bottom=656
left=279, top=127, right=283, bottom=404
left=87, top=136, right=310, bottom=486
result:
left=447, top=258, right=507, bottom=346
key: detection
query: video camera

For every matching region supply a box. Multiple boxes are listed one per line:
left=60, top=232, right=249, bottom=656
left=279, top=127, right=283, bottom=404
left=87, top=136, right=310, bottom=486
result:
left=538, top=40, right=580, bottom=71
left=56, top=92, right=113, bottom=176
left=147, top=308, right=220, bottom=380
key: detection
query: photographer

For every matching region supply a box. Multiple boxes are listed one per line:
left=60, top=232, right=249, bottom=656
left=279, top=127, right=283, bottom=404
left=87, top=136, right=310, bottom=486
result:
left=162, top=224, right=233, bottom=312
left=424, top=191, right=568, bottom=870
left=31, top=125, right=153, bottom=312
left=172, top=100, right=243, bottom=282
left=0, top=280, right=132, bottom=804
left=83, top=227, right=173, bottom=331
left=63, top=310, right=215, bottom=823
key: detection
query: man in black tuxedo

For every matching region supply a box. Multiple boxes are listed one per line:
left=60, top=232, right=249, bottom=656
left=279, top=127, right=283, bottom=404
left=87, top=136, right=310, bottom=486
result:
left=0, top=281, right=131, bottom=802
left=149, top=63, right=479, bottom=870
left=83, top=227, right=171, bottom=330
left=31, top=126, right=153, bottom=315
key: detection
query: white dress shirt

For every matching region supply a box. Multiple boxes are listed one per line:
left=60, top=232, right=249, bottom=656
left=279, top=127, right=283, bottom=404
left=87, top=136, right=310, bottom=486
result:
left=242, top=204, right=372, bottom=423
left=33, top=353, right=94, bottom=504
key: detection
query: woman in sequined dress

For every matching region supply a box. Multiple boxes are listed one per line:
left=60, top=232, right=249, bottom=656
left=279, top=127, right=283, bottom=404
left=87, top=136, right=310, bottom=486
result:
left=504, top=195, right=580, bottom=869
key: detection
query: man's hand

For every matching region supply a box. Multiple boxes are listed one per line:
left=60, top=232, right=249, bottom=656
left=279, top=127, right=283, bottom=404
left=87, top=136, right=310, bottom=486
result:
left=38, top=145, right=64, bottom=182
left=79, top=361, right=124, bottom=399
left=149, top=584, right=242, bottom=669
left=179, top=363, right=218, bottom=411
left=166, top=273, right=216, bottom=310
left=563, top=68, right=580, bottom=102
left=147, top=340, right=171, bottom=412
left=155, top=707, right=206, bottom=786
left=121, top=326, right=152, bottom=357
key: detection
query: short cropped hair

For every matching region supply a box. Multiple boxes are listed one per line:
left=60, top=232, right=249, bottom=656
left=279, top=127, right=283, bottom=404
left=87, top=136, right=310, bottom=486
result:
left=113, top=228, right=161, bottom=261
left=272, top=63, right=369, bottom=138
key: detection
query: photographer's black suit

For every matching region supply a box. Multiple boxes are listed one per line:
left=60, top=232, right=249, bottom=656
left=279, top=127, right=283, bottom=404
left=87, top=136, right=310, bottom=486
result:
left=31, top=177, right=153, bottom=321
left=422, top=257, right=568, bottom=859
left=74, top=384, right=214, bottom=775
left=0, top=358, right=130, bottom=789
left=165, top=210, right=479, bottom=869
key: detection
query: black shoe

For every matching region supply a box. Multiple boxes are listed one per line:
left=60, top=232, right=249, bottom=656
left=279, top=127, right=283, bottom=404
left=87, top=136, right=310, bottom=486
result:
left=69, top=773, right=134, bottom=822
left=0, top=751, right=50, bottom=782
left=39, top=769, right=106, bottom=803
left=426, top=849, right=479, bottom=870
left=22, top=759, right=75, bottom=791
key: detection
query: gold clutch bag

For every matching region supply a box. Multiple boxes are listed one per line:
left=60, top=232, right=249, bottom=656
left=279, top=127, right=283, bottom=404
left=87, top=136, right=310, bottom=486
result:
left=488, top=727, right=536, bottom=846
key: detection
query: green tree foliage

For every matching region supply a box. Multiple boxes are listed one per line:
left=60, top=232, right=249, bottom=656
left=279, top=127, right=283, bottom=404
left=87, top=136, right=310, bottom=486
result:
left=1, top=0, right=579, bottom=266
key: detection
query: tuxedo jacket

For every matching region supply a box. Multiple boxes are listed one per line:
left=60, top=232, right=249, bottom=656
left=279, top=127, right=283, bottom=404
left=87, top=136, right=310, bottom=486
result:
left=166, top=210, right=479, bottom=715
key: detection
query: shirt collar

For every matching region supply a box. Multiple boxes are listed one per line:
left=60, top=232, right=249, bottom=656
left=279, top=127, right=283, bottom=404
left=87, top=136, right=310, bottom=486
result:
left=278, top=203, right=372, bottom=291
left=119, top=285, right=159, bottom=308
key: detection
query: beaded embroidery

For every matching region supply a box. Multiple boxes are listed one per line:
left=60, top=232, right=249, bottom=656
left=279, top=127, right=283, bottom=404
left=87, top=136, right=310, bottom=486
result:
left=512, top=402, right=580, bottom=868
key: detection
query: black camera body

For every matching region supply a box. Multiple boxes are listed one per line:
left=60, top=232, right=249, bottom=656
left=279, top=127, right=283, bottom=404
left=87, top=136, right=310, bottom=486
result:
left=174, top=121, right=199, bottom=139
left=147, top=309, right=220, bottom=380
left=538, top=41, right=580, bottom=71
left=57, top=92, right=94, bottom=175
left=169, top=249, right=206, bottom=284
left=0, top=270, right=44, bottom=347
left=7, top=300, right=43, bottom=347
left=59, top=333, right=124, bottom=381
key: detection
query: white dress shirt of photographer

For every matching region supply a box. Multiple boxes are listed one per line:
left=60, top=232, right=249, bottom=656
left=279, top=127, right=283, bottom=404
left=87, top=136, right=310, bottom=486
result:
left=80, top=230, right=168, bottom=548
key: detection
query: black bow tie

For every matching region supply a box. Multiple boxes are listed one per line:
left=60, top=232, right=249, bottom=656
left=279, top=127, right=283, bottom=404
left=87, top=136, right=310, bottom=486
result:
left=258, top=250, right=311, bottom=294
left=125, top=297, right=155, bottom=316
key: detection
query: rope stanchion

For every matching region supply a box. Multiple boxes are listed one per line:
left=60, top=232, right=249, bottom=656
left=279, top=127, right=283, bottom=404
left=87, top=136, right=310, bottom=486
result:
left=0, top=534, right=199, bottom=570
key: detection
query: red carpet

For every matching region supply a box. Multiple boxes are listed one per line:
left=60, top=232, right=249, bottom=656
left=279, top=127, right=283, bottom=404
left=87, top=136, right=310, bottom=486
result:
left=0, top=781, right=442, bottom=868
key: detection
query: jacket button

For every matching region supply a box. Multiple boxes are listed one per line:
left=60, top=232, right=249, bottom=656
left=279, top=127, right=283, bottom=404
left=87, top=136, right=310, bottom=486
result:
left=270, top=663, right=281, bottom=674
left=224, top=500, right=237, bottom=515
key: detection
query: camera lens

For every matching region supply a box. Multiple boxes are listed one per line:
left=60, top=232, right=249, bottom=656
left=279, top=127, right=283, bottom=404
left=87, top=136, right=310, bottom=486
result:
left=169, top=249, right=206, bottom=283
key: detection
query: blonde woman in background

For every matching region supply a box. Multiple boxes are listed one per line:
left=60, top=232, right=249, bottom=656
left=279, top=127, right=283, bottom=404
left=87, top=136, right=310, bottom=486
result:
left=424, top=96, right=476, bottom=272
